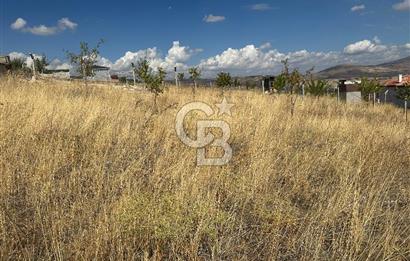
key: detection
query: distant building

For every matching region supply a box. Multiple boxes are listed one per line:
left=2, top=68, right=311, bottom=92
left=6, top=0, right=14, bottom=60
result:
left=0, top=56, right=11, bottom=76
left=338, top=80, right=362, bottom=103
left=69, top=65, right=112, bottom=81
left=381, top=74, right=410, bottom=107
left=261, top=76, right=275, bottom=92
left=42, top=69, right=71, bottom=79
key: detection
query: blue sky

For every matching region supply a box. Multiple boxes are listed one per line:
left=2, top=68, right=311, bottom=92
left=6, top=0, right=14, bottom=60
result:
left=1, top=0, right=410, bottom=76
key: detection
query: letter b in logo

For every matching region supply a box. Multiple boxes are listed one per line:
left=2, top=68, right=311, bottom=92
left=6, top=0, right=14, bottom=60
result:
left=175, top=101, right=233, bottom=166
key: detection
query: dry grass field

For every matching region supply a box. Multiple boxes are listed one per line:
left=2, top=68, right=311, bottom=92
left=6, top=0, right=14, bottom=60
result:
left=0, top=78, right=409, bottom=260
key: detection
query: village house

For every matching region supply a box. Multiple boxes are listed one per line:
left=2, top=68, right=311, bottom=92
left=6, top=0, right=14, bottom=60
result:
left=69, top=65, right=112, bottom=81
left=381, top=74, right=410, bottom=107
left=338, top=75, right=410, bottom=107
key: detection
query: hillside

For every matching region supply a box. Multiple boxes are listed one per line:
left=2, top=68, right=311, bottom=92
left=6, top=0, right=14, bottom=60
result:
left=317, top=56, right=410, bottom=79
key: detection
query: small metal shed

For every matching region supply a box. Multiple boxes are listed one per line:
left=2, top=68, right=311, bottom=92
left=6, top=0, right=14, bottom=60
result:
left=338, top=80, right=362, bottom=103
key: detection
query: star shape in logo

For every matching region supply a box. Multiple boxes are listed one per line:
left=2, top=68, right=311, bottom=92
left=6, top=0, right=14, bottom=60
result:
left=215, top=97, right=234, bottom=116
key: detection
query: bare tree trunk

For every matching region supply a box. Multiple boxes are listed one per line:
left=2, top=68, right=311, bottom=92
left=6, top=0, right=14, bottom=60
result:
left=82, top=64, right=88, bottom=88
left=405, top=100, right=408, bottom=122
left=192, top=81, right=196, bottom=98
left=290, top=96, right=297, bottom=117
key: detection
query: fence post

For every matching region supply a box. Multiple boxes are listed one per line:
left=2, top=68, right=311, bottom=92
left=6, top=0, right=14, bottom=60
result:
left=337, top=86, right=340, bottom=104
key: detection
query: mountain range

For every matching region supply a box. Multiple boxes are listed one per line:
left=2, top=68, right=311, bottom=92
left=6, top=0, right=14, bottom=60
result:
left=172, top=56, right=410, bottom=87
left=316, top=56, right=410, bottom=79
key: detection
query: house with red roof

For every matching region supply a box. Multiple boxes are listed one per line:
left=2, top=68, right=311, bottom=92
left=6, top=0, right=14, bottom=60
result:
left=380, top=74, right=410, bottom=107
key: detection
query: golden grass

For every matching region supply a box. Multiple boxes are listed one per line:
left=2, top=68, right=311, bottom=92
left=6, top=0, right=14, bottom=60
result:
left=0, top=78, right=409, bottom=260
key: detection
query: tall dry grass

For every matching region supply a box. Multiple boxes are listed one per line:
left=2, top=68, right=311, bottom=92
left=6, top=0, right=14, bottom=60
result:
left=0, top=78, right=409, bottom=260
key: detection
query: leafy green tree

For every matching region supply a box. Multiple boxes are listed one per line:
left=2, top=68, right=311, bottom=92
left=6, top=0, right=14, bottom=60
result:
left=216, top=72, right=232, bottom=95
left=306, top=79, right=329, bottom=97
left=396, top=84, right=410, bottom=101
left=9, top=58, right=31, bottom=76
left=278, top=59, right=302, bottom=116
left=10, top=58, right=26, bottom=71
left=288, top=69, right=304, bottom=94
left=278, top=59, right=305, bottom=95
left=135, top=59, right=151, bottom=87
left=177, top=72, right=184, bottom=85
left=135, top=59, right=164, bottom=111
left=216, top=72, right=232, bottom=88
left=273, top=74, right=287, bottom=93
left=359, top=78, right=382, bottom=105
left=147, top=73, right=164, bottom=95
left=158, top=67, right=167, bottom=85
left=188, top=67, right=201, bottom=95
left=34, top=55, right=49, bottom=74
left=147, top=72, right=164, bottom=112
left=66, top=39, right=104, bottom=85
left=188, top=67, right=200, bottom=86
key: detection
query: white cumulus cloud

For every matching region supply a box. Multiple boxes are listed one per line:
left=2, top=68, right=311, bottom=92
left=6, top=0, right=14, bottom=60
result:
left=10, top=17, right=78, bottom=36
left=165, top=41, right=202, bottom=64
left=25, top=25, right=58, bottom=36
left=10, top=18, right=27, bottom=30
left=197, top=39, right=409, bottom=76
left=203, top=14, right=226, bottom=23
left=47, top=59, right=72, bottom=70
left=197, top=45, right=344, bottom=76
left=393, top=0, right=410, bottom=11
left=109, top=41, right=201, bottom=74
left=343, top=39, right=387, bottom=54
left=58, top=18, right=78, bottom=30
left=10, top=39, right=410, bottom=77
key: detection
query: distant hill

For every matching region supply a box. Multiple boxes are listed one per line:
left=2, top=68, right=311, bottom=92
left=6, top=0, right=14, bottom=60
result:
left=316, top=56, right=410, bottom=79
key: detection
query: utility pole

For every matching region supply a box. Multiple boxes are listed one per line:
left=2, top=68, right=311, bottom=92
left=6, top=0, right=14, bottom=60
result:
left=174, top=66, right=178, bottom=87
left=131, top=62, right=136, bottom=86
